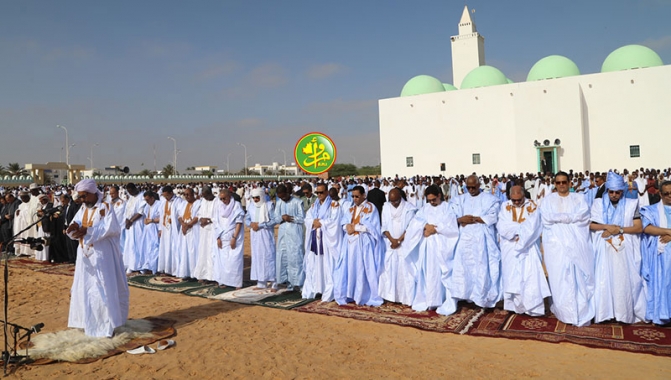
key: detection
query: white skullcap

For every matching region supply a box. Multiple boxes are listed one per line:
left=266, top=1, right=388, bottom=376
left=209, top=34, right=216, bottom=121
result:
left=29, top=183, right=39, bottom=190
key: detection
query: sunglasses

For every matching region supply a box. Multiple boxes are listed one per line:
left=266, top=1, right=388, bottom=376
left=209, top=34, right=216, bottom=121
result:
left=466, top=186, right=477, bottom=190
left=511, top=198, right=524, bottom=204
left=663, top=192, right=671, bottom=197
left=314, top=191, right=324, bottom=195
left=608, top=190, right=623, bottom=195
left=555, top=181, right=568, bottom=185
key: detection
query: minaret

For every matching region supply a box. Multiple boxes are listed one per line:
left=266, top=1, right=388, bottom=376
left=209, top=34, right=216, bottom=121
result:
left=450, top=5, right=485, bottom=88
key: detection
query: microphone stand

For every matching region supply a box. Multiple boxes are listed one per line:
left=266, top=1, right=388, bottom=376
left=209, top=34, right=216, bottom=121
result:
left=1, top=211, right=52, bottom=375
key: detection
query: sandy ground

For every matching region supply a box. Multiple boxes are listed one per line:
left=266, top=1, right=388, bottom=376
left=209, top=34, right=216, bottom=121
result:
left=2, top=231, right=671, bottom=379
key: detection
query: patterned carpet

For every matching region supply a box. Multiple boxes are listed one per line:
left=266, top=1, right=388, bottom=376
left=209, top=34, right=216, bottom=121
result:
left=295, top=301, right=483, bottom=334
left=468, top=308, right=671, bottom=357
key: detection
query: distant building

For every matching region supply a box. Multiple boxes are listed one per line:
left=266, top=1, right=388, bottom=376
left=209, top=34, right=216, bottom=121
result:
left=246, top=162, right=300, bottom=176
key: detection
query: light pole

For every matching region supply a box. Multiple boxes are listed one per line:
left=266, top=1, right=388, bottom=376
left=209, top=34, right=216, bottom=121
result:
left=88, top=143, right=99, bottom=169
left=226, top=152, right=232, bottom=174
left=237, top=142, right=248, bottom=175
left=57, top=125, right=69, bottom=165
left=278, top=149, right=287, bottom=167
left=350, top=155, right=357, bottom=166
left=167, top=136, right=177, bottom=173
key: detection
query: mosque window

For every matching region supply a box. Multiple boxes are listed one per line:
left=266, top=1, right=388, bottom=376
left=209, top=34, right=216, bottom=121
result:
left=472, top=153, right=481, bottom=165
left=406, top=157, right=414, bottom=167
left=630, top=145, right=640, bottom=158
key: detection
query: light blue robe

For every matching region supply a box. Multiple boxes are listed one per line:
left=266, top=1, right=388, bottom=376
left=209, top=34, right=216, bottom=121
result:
left=245, top=200, right=277, bottom=284
left=540, top=192, right=594, bottom=326
left=449, top=192, right=502, bottom=308
left=334, top=201, right=384, bottom=306
left=138, top=201, right=160, bottom=273
left=158, top=196, right=184, bottom=275
left=273, top=197, right=305, bottom=287
left=640, top=202, right=671, bottom=324
left=214, top=200, right=245, bottom=288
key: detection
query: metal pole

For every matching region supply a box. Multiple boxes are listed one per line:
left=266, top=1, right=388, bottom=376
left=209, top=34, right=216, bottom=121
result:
left=90, top=143, right=99, bottom=170
left=237, top=142, right=247, bottom=175
left=57, top=125, right=69, bottom=165
left=167, top=136, right=177, bottom=174
left=278, top=149, right=287, bottom=167
left=226, top=152, right=232, bottom=174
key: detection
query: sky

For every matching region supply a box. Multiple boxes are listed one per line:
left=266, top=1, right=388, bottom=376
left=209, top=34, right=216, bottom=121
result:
left=1, top=0, right=670, bottom=173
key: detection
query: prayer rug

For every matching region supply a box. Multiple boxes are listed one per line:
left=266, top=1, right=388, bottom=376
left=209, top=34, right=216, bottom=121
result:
left=182, top=280, right=255, bottom=299
left=6, top=258, right=63, bottom=271
left=468, top=308, right=671, bottom=357
left=33, top=264, right=76, bottom=276
left=15, top=318, right=175, bottom=365
left=185, top=285, right=290, bottom=305
left=294, top=301, right=483, bottom=334
left=127, top=275, right=212, bottom=293
left=254, top=291, right=316, bottom=310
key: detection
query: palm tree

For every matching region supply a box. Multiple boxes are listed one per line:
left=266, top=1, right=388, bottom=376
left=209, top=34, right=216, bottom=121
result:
left=0, top=164, right=7, bottom=176
left=138, top=169, right=155, bottom=179
left=161, top=164, right=175, bottom=178
left=7, top=163, right=27, bottom=176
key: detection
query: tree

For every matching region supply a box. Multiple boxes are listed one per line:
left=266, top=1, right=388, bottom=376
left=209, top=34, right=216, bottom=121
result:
left=162, top=164, right=175, bottom=178
left=357, top=165, right=381, bottom=176
left=0, top=164, right=7, bottom=176
left=329, top=163, right=358, bottom=177
left=7, top=163, right=27, bottom=176
left=138, top=169, right=155, bottom=179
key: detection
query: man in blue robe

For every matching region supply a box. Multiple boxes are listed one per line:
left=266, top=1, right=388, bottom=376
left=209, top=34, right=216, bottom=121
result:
left=641, top=180, right=671, bottom=324
left=272, top=184, right=305, bottom=292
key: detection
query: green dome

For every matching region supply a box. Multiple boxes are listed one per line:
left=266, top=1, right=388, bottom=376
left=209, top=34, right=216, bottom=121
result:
left=527, top=55, right=580, bottom=81
left=460, top=65, right=508, bottom=89
left=400, top=75, right=445, bottom=97
left=601, top=45, right=663, bottom=73
left=506, top=78, right=514, bottom=84
left=442, top=83, right=458, bottom=91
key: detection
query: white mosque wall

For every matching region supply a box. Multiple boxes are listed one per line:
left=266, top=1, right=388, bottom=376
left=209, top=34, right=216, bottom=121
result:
left=379, top=64, right=671, bottom=177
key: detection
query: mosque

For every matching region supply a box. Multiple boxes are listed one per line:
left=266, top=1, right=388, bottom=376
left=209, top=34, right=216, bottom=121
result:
left=378, top=6, right=670, bottom=178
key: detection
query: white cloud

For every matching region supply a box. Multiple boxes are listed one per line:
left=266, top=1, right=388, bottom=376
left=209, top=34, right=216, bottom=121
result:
left=306, top=63, right=345, bottom=80
left=640, top=35, right=671, bottom=52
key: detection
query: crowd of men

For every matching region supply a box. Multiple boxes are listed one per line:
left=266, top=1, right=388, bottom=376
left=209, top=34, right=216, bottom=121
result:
left=2, top=165, right=671, bottom=333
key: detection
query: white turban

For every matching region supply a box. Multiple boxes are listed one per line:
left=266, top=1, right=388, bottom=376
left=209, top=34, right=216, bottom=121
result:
left=251, top=188, right=264, bottom=198
left=74, top=179, right=103, bottom=202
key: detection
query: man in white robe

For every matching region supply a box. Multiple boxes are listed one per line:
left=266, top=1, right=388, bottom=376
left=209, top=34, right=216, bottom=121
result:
left=139, top=192, right=160, bottom=273
left=194, top=187, right=217, bottom=282
left=109, top=186, right=126, bottom=252
left=66, top=179, right=129, bottom=337
left=157, top=186, right=184, bottom=276
left=590, top=172, right=645, bottom=323
left=497, top=186, right=551, bottom=316
left=333, top=186, right=383, bottom=306
left=272, top=184, right=305, bottom=291
left=303, top=183, right=343, bottom=301
left=122, top=183, right=144, bottom=273
left=404, top=186, right=461, bottom=315
left=450, top=175, right=502, bottom=309
left=214, top=189, right=245, bottom=288
left=540, top=171, right=594, bottom=326
left=174, top=188, right=200, bottom=279
left=246, top=188, right=277, bottom=289
left=13, top=191, right=38, bottom=257
left=378, top=188, right=417, bottom=306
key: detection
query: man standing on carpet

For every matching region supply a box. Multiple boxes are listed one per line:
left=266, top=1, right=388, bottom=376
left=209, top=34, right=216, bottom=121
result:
left=122, top=183, right=145, bottom=273
left=138, top=191, right=160, bottom=274
left=66, top=179, right=129, bottom=338
left=214, top=189, right=245, bottom=289
left=303, top=183, right=343, bottom=301
left=640, top=180, right=671, bottom=325
left=157, top=186, right=184, bottom=276
left=496, top=186, right=551, bottom=317
left=108, top=186, right=126, bottom=252
left=246, top=187, right=277, bottom=290
left=403, top=185, right=459, bottom=314
left=540, top=171, right=594, bottom=326
left=273, top=184, right=305, bottom=292
left=378, top=187, right=418, bottom=306
left=590, top=172, right=645, bottom=324
left=333, top=186, right=384, bottom=307
left=450, top=175, right=502, bottom=310
left=194, top=187, right=217, bottom=283
left=174, top=187, right=200, bottom=279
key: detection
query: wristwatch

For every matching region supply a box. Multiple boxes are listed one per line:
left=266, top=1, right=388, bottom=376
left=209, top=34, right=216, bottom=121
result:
left=619, top=227, right=624, bottom=235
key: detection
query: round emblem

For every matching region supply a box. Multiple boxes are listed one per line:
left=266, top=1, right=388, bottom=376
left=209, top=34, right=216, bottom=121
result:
left=294, top=132, right=337, bottom=175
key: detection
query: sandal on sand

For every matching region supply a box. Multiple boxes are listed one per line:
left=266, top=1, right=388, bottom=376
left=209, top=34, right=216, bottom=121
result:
left=157, top=339, right=175, bottom=351
left=126, top=345, right=156, bottom=355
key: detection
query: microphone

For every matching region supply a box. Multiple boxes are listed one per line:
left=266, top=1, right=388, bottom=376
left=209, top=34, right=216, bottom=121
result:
left=43, top=205, right=63, bottom=215
left=31, top=323, right=45, bottom=333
